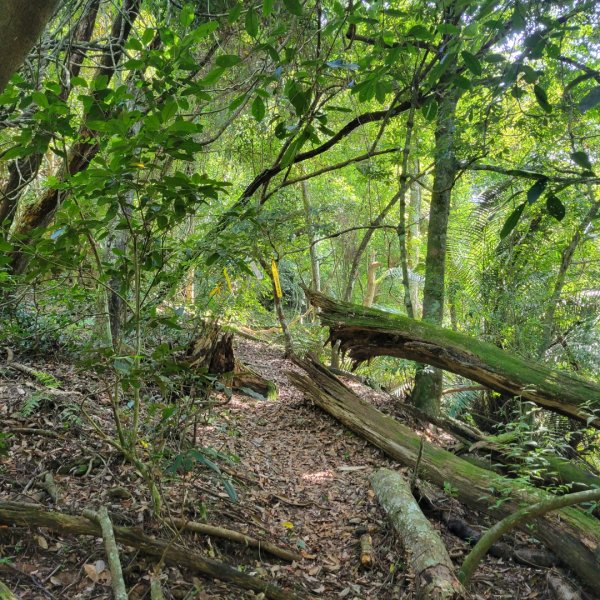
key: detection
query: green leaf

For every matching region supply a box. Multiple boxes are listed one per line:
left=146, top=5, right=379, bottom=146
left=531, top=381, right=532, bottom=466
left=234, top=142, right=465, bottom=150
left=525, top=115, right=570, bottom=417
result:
left=500, top=202, right=526, bottom=239
left=461, top=51, right=482, bottom=76
left=579, top=86, right=600, bottom=113
left=526, top=178, right=548, bottom=204
left=533, top=84, right=552, bottom=113
left=570, top=151, right=593, bottom=171
left=421, top=98, right=438, bottom=122
left=263, top=0, right=274, bottom=16
left=228, top=3, right=242, bottom=23
left=286, top=80, right=310, bottom=116
left=407, top=25, right=433, bottom=41
left=245, top=7, right=259, bottom=37
left=216, top=54, right=242, bottom=67
left=283, top=0, right=303, bottom=16
left=222, top=478, right=238, bottom=502
left=251, top=96, right=266, bottom=121
left=546, top=193, right=565, bottom=221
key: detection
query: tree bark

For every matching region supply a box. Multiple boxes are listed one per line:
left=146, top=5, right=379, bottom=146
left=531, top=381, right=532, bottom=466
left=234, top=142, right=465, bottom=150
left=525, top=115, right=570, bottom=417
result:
left=0, top=0, right=61, bottom=95
left=411, top=85, right=459, bottom=416
left=0, top=501, right=300, bottom=600
left=288, top=356, right=600, bottom=594
left=307, top=291, right=600, bottom=426
left=371, top=468, right=465, bottom=599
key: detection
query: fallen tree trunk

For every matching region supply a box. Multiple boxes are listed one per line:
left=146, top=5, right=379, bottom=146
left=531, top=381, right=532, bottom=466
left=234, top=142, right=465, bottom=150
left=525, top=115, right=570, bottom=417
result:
left=289, top=357, right=600, bottom=594
left=307, top=291, right=600, bottom=425
left=371, top=468, right=465, bottom=599
left=0, top=502, right=300, bottom=600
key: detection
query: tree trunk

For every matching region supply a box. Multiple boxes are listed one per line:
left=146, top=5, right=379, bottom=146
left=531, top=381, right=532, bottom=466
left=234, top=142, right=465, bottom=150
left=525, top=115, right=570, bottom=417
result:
left=0, top=0, right=61, bottom=95
left=288, top=356, right=600, bottom=595
left=307, top=290, right=600, bottom=426
left=300, top=178, right=320, bottom=293
left=363, top=252, right=380, bottom=307
left=411, top=86, right=459, bottom=416
left=185, top=321, right=277, bottom=399
left=371, top=468, right=465, bottom=599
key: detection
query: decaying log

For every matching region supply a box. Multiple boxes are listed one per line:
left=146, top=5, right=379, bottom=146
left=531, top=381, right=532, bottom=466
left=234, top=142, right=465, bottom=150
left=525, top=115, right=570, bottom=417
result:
left=289, top=357, right=600, bottom=594
left=371, top=469, right=465, bottom=599
left=0, top=502, right=301, bottom=600
left=547, top=572, right=582, bottom=600
left=84, top=507, right=128, bottom=600
left=168, top=518, right=303, bottom=562
left=184, top=322, right=277, bottom=399
left=307, top=291, right=600, bottom=425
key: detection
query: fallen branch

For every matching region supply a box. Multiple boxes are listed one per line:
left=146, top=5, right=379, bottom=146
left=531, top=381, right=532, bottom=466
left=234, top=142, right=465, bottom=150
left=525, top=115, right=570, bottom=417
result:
left=459, top=487, right=600, bottom=588
left=168, top=518, right=304, bottom=563
left=371, top=469, right=465, bottom=599
left=0, top=502, right=301, bottom=600
left=289, top=357, right=600, bottom=594
left=307, top=291, right=600, bottom=425
left=84, top=507, right=128, bottom=600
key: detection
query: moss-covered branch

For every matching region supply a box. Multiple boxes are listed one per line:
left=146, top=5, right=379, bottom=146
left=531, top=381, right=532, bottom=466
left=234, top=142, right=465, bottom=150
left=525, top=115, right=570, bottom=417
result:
left=460, top=487, right=600, bottom=587
left=307, top=291, right=600, bottom=426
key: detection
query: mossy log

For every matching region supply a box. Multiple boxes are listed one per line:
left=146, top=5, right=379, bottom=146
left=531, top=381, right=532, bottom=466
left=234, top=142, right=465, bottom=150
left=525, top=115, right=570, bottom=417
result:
left=0, top=502, right=300, bottom=600
left=184, top=322, right=277, bottom=400
left=307, top=291, right=600, bottom=426
left=289, top=357, right=600, bottom=594
left=371, top=469, right=465, bottom=599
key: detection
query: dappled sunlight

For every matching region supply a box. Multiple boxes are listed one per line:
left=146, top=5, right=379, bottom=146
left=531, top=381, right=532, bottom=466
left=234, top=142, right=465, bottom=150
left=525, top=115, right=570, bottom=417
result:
left=301, top=469, right=336, bottom=484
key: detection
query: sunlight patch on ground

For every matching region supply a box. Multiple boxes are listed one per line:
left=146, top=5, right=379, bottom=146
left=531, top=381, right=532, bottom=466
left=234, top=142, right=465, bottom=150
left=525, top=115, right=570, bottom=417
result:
left=301, top=469, right=335, bottom=484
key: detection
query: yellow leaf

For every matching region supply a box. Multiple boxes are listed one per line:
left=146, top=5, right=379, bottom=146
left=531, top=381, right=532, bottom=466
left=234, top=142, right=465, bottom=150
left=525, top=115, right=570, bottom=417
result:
left=271, top=260, right=282, bottom=299
left=209, top=284, right=221, bottom=297
left=132, top=162, right=145, bottom=168
left=223, top=267, right=233, bottom=293
left=281, top=521, right=294, bottom=530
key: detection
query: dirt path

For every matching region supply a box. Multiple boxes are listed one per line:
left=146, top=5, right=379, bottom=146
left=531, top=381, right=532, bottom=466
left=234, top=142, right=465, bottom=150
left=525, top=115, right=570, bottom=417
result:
left=0, top=340, right=569, bottom=599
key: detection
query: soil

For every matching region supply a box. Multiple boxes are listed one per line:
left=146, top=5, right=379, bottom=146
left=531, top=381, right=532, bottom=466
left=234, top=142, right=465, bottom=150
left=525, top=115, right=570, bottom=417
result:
left=0, top=338, right=585, bottom=599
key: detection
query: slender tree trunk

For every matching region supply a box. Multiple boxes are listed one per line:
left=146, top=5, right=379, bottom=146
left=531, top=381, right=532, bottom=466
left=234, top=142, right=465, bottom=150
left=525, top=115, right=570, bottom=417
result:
left=411, top=86, right=459, bottom=416
left=363, top=252, right=380, bottom=307
left=538, top=193, right=599, bottom=357
left=300, top=178, right=320, bottom=293
left=408, top=160, right=422, bottom=316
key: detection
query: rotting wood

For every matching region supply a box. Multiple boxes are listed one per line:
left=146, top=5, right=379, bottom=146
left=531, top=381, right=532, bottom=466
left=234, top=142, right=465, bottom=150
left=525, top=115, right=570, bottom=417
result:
left=359, top=533, right=373, bottom=569
left=288, top=356, right=600, bottom=594
left=307, top=290, right=600, bottom=425
left=0, top=502, right=302, bottom=600
left=168, top=518, right=303, bottom=562
left=371, top=468, right=465, bottom=599
left=547, top=572, right=582, bottom=600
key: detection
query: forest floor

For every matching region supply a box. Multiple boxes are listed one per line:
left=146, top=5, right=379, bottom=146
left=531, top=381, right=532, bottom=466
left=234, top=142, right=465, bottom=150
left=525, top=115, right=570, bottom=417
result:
left=0, top=337, right=579, bottom=599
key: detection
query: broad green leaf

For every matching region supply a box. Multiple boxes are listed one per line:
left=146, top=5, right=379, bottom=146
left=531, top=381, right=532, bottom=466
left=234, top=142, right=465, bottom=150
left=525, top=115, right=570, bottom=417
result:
left=252, top=96, right=266, bottom=121
left=533, top=84, right=551, bottom=113
left=526, top=178, right=547, bottom=204
left=228, top=3, right=242, bottom=23
left=546, top=193, right=565, bottom=221
left=421, top=98, right=438, bottom=122
left=407, top=25, right=433, bottom=41
left=286, top=80, right=310, bottom=116
left=283, top=0, right=303, bottom=16
left=500, top=202, right=526, bottom=239
left=263, top=0, right=274, bottom=16
left=245, top=7, right=259, bottom=37
left=579, top=86, right=600, bottom=113
left=461, top=51, right=482, bottom=76
left=570, top=151, right=593, bottom=171
left=216, top=54, right=242, bottom=67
